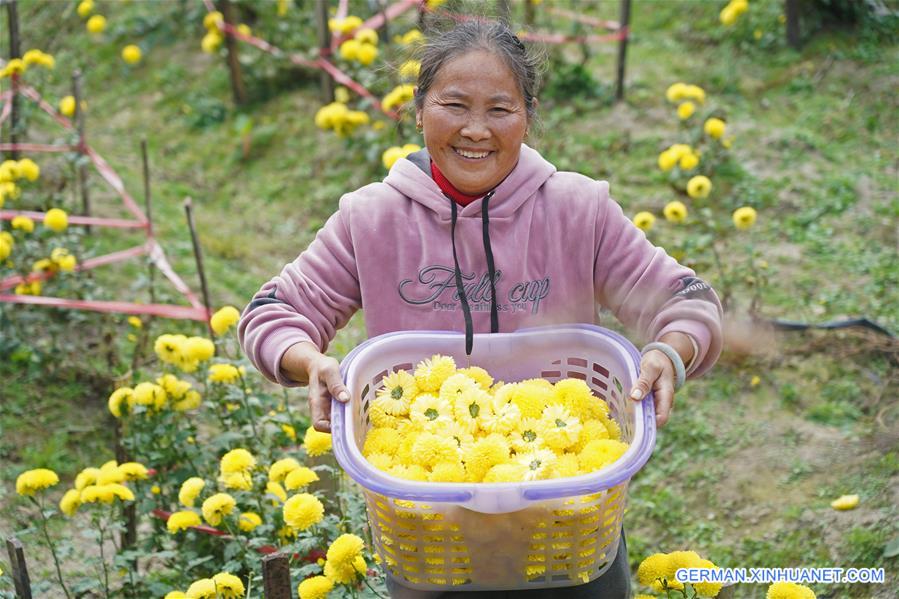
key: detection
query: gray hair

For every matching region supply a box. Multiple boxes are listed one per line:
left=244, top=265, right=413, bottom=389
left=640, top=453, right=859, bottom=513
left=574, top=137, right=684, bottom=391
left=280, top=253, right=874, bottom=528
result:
left=413, top=20, right=543, bottom=121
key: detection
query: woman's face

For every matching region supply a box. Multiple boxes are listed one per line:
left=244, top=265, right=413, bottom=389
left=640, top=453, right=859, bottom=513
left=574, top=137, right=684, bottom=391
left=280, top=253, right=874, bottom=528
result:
left=417, top=49, right=529, bottom=196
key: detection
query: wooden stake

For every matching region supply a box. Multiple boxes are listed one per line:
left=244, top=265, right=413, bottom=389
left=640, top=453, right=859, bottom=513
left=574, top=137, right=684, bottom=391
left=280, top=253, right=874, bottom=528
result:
left=262, top=552, right=292, bottom=599
left=314, top=0, right=335, bottom=103
left=140, top=138, right=156, bottom=305
left=72, top=69, right=91, bottom=232
left=614, top=0, right=631, bottom=102
left=184, top=198, right=215, bottom=338
left=220, top=0, right=247, bottom=105
left=785, top=0, right=801, bottom=50
left=5, top=536, right=32, bottom=599
left=6, top=0, right=21, bottom=160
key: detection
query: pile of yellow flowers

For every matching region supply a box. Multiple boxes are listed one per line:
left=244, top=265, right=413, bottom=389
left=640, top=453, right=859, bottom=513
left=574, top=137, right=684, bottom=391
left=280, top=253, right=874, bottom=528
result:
left=339, top=28, right=379, bottom=66
left=361, top=355, right=627, bottom=483
left=393, top=28, right=425, bottom=47
left=720, top=0, right=749, bottom=26
left=0, top=157, right=40, bottom=207
left=328, top=15, right=364, bottom=35
left=0, top=49, right=54, bottom=79
left=166, top=572, right=245, bottom=599
left=153, top=333, right=217, bottom=373
left=201, top=11, right=225, bottom=53
left=314, top=101, right=370, bottom=137
left=637, top=550, right=723, bottom=597
left=382, top=83, right=415, bottom=112
left=45, top=461, right=145, bottom=516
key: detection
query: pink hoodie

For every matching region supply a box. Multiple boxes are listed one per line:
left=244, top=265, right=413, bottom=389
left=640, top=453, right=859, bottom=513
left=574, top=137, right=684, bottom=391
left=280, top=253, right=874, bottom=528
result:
left=239, top=144, right=723, bottom=386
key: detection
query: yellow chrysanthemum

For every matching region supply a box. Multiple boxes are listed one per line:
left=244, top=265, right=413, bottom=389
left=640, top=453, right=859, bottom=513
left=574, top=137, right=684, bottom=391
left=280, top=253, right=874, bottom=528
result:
left=238, top=512, right=262, bottom=532
left=298, top=575, right=334, bottom=599
left=59, top=489, right=81, bottom=516
left=363, top=427, right=402, bottom=457
left=413, top=432, right=460, bottom=468
left=410, top=394, right=453, bottom=429
left=118, top=462, right=148, bottom=481
left=439, top=372, right=478, bottom=402
left=633, top=211, right=655, bottom=231
left=220, top=448, right=256, bottom=475
left=483, top=463, right=527, bottom=483
left=686, top=175, right=712, bottom=199
left=266, top=481, right=287, bottom=503
left=108, top=387, right=133, bottom=418
left=74, top=467, right=100, bottom=490
left=462, top=434, right=510, bottom=482
left=453, top=387, right=493, bottom=432
left=97, top=461, right=124, bottom=485
left=324, top=554, right=366, bottom=584
left=766, top=581, right=816, bottom=599
left=497, top=381, right=550, bottom=419
left=414, top=354, right=456, bottom=392
left=268, top=458, right=300, bottom=483
left=602, top=414, right=622, bottom=440
left=428, top=460, right=467, bottom=482
left=664, top=200, right=688, bottom=223
left=164, top=592, right=188, bottom=599
left=11, top=216, right=35, bottom=233
left=284, top=467, right=319, bottom=490
left=665, top=82, right=689, bottom=103
left=167, top=510, right=202, bottom=533
left=77, top=0, right=93, bottom=18
left=510, top=417, right=547, bottom=453
left=679, top=151, right=699, bottom=170
left=201, top=31, right=222, bottom=53
left=154, top=333, right=186, bottom=364
left=658, top=149, right=678, bottom=171
left=732, top=206, right=757, bottom=230
left=201, top=493, right=236, bottom=526
left=82, top=483, right=134, bottom=503
left=517, top=448, right=557, bottom=481
left=121, top=44, right=142, bottom=64
left=541, top=405, right=582, bottom=451
left=185, top=578, right=216, bottom=599
left=304, top=427, right=332, bottom=456
left=86, top=14, right=106, bottom=34
left=16, top=468, right=60, bottom=496
left=43, top=208, right=68, bottom=232
left=704, top=117, right=726, bottom=139
left=552, top=453, right=580, bottom=478
left=283, top=493, right=324, bottom=530
left=209, top=363, right=241, bottom=384
left=367, top=399, right=400, bottom=428
left=173, top=390, right=201, bottom=411
left=388, top=464, right=428, bottom=481
left=578, top=439, right=629, bottom=473
left=399, top=59, right=421, bottom=79
left=210, top=305, right=240, bottom=335
left=693, top=558, right=724, bottom=597
left=210, top=572, right=244, bottom=598
left=219, top=472, right=252, bottom=491
left=327, top=533, right=365, bottom=569
left=637, top=552, right=681, bottom=591
left=677, top=101, right=695, bottom=120
left=572, top=419, right=610, bottom=453
left=375, top=370, right=417, bottom=415
left=59, top=95, right=77, bottom=117
left=183, top=336, right=215, bottom=362
left=554, top=378, right=606, bottom=421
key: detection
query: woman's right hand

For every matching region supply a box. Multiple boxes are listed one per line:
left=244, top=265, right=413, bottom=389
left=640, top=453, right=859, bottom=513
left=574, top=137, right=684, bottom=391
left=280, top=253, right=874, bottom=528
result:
left=280, top=341, right=350, bottom=433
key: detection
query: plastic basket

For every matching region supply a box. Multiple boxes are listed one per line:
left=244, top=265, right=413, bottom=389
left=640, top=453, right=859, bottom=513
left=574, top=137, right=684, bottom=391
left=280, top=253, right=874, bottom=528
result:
left=332, top=324, right=656, bottom=591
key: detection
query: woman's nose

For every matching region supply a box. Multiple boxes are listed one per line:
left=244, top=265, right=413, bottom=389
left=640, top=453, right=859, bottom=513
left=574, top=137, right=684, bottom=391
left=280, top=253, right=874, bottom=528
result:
left=460, top=117, right=491, bottom=141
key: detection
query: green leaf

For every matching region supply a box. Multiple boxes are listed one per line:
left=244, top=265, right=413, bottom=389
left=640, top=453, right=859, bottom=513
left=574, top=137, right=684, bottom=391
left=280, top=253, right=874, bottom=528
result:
left=884, top=537, right=899, bottom=558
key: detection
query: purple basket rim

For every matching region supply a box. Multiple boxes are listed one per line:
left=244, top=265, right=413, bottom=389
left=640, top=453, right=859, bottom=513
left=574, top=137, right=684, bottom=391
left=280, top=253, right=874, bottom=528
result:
left=331, top=324, right=657, bottom=505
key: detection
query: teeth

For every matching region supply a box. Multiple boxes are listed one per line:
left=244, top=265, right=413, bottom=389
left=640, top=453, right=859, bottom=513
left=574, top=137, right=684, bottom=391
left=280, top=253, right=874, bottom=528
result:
left=455, top=148, right=490, bottom=159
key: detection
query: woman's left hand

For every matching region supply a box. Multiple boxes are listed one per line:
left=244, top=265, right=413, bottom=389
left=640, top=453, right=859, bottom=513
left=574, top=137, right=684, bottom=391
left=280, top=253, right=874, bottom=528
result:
left=628, top=332, right=695, bottom=427
left=629, top=350, right=677, bottom=427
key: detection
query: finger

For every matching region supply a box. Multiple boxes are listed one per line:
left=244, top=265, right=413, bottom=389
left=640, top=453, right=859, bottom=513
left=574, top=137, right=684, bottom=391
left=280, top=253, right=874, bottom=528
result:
left=308, top=373, right=332, bottom=432
left=321, top=360, right=350, bottom=403
left=654, top=383, right=675, bottom=427
left=630, top=358, right=662, bottom=401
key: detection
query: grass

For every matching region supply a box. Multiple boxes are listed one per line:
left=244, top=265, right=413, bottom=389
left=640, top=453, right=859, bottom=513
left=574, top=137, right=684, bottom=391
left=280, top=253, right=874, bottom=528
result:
left=2, top=0, right=897, bottom=597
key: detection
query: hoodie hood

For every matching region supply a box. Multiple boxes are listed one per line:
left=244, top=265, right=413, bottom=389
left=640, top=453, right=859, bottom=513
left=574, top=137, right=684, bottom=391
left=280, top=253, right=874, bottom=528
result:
left=383, top=143, right=557, bottom=220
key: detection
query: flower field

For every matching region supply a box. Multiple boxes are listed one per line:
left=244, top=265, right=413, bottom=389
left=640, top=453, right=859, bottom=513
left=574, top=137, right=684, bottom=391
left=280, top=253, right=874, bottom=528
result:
left=1, top=1, right=897, bottom=598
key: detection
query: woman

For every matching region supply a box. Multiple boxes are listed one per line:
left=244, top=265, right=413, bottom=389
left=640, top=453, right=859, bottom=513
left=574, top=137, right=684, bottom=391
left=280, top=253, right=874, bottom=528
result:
left=240, top=20, right=723, bottom=598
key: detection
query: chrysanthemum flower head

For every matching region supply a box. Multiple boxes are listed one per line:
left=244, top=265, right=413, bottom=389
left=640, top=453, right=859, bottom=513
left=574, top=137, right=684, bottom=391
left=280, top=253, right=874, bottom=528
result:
left=453, top=387, right=493, bottom=432
left=687, top=175, right=712, bottom=199
left=97, top=461, right=125, bottom=485
left=220, top=448, right=255, bottom=475
left=327, top=533, right=365, bottom=568
left=185, top=578, right=216, bottom=599
left=553, top=378, right=606, bottom=421
left=283, top=493, right=324, bottom=530
left=766, top=581, right=816, bottom=599
left=677, top=101, right=695, bottom=120
left=428, top=460, right=467, bottom=482
left=375, top=370, right=417, bottom=415
left=457, top=366, right=493, bottom=389
left=268, top=457, right=300, bottom=483
left=209, top=363, right=241, bottom=384
left=573, top=419, right=610, bottom=453
left=479, top=393, right=521, bottom=435
left=118, top=462, right=148, bottom=481
left=693, top=558, right=724, bottom=597
left=363, top=427, right=402, bottom=457
left=439, top=372, right=478, bottom=403
left=183, top=336, right=215, bottom=362
left=324, top=553, right=367, bottom=584
left=410, top=393, right=453, bottom=429
left=704, top=117, right=726, bottom=139
left=462, top=434, right=510, bottom=482
left=298, top=576, right=334, bottom=599
left=552, top=453, right=580, bottom=478
left=210, top=305, right=240, bottom=335
left=578, top=439, right=628, bottom=473
left=367, top=399, right=400, bottom=428
left=664, top=200, right=689, bottom=223
left=637, top=552, right=681, bottom=591
left=201, top=492, right=236, bottom=526
left=510, top=417, right=547, bottom=453
left=732, top=206, right=757, bottom=230
left=16, top=468, right=59, bottom=496
left=633, top=211, right=655, bottom=231
left=413, top=432, right=460, bottom=468
left=15, top=158, right=39, bottom=182
left=388, top=463, right=428, bottom=481
left=179, top=477, right=206, bottom=509
left=414, top=354, right=456, bottom=392
left=517, top=448, right=557, bottom=481
left=540, top=405, right=582, bottom=451
left=304, top=426, right=332, bottom=456
left=219, top=472, right=252, bottom=491
left=284, top=467, right=319, bottom=490
left=43, top=208, right=68, bottom=232
left=211, top=572, right=245, bottom=598
left=483, top=463, right=527, bottom=483
left=167, top=510, right=201, bottom=534
left=265, top=481, right=287, bottom=504
left=154, top=333, right=186, bottom=365
left=74, top=467, right=100, bottom=490
left=108, top=387, right=133, bottom=418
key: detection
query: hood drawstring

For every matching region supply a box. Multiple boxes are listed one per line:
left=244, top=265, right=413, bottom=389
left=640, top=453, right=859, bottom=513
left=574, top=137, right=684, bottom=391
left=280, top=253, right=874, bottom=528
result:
left=448, top=191, right=499, bottom=356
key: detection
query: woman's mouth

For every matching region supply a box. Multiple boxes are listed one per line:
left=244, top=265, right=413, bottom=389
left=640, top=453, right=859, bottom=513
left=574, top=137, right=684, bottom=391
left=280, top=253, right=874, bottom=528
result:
left=453, top=147, right=493, bottom=160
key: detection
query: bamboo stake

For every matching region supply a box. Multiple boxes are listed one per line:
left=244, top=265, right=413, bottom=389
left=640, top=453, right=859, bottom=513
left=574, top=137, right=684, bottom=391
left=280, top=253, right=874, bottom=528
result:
left=184, top=198, right=215, bottom=338
left=72, top=69, right=91, bottom=232
left=314, top=0, right=335, bottom=103
left=5, top=536, right=32, bottom=599
left=140, top=138, right=156, bottom=305
left=220, top=0, right=247, bottom=105
left=614, top=0, right=631, bottom=102
left=6, top=0, right=21, bottom=160
left=262, top=552, right=292, bottom=599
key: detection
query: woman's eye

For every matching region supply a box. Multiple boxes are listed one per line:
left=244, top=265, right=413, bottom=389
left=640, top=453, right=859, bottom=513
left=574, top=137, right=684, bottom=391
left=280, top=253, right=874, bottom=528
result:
left=491, top=107, right=510, bottom=114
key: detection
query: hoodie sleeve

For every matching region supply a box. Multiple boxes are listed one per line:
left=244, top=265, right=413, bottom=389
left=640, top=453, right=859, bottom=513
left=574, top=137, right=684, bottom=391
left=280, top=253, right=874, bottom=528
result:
left=238, top=206, right=361, bottom=386
left=592, top=181, right=723, bottom=378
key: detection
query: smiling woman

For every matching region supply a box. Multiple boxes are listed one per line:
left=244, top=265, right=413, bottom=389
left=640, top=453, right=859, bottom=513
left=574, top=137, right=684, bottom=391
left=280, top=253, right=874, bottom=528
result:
left=239, top=18, right=724, bottom=599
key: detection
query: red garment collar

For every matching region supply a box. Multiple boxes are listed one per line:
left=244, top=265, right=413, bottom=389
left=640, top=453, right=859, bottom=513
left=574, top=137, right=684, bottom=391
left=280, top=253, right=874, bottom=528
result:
left=430, top=160, right=482, bottom=206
